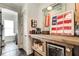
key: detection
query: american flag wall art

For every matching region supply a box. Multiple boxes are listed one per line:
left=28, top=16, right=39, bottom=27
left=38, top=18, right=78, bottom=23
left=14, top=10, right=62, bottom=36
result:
left=50, top=10, right=74, bottom=36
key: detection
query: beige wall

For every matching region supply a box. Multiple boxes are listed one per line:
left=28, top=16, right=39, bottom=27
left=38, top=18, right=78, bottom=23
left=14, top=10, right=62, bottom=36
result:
left=66, top=3, right=75, bottom=11
left=24, top=3, right=75, bottom=31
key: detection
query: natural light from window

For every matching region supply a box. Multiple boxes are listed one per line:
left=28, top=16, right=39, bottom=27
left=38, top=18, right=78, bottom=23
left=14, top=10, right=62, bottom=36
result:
left=4, top=20, right=15, bottom=36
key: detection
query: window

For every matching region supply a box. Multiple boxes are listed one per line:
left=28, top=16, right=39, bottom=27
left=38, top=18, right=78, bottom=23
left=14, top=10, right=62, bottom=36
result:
left=4, top=20, right=15, bottom=36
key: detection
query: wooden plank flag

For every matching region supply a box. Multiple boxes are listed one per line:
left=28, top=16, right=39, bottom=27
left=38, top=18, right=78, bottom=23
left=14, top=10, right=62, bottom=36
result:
left=57, top=14, right=64, bottom=35
left=52, top=16, right=57, bottom=34
left=63, top=11, right=74, bottom=35
left=50, top=10, right=74, bottom=36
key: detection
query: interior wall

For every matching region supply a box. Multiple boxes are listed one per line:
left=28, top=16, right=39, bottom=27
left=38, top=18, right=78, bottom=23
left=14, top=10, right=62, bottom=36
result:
left=27, top=3, right=41, bottom=31
left=29, top=3, right=75, bottom=31
left=0, top=4, right=23, bottom=49
left=0, top=4, right=23, bottom=47
left=38, top=3, right=75, bottom=31
left=21, top=3, right=75, bottom=55
left=0, top=4, right=19, bottom=43
left=37, top=3, right=53, bottom=31
left=22, top=3, right=75, bottom=35
left=0, top=4, right=19, bottom=34
left=22, top=4, right=29, bottom=53
left=21, top=3, right=41, bottom=55
left=0, top=4, right=20, bottom=13
left=18, top=14, right=24, bottom=48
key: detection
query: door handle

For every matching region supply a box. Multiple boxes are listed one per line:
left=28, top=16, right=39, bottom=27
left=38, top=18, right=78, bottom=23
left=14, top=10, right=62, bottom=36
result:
left=25, top=35, right=27, bottom=37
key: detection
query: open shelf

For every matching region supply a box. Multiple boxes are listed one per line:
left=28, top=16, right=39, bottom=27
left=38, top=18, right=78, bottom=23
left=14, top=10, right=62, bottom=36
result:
left=32, top=46, right=46, bottom=56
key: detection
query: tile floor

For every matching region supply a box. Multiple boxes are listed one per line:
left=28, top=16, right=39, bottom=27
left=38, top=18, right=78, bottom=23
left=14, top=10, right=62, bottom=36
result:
left=1, top=41, right=26, bottom=56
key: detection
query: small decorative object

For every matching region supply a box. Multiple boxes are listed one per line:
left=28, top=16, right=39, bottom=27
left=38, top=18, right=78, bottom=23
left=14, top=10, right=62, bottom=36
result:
left=31, top=30, right=36, bottom=34
left=45, top=14, right=50, bottom=27
left=31, top=19, right=37, bottom=28
left=36, top=28, right=41, bottom=34
left=66, top=48, right=71, bottom=52
left=41, top=31, right=50, bottom=35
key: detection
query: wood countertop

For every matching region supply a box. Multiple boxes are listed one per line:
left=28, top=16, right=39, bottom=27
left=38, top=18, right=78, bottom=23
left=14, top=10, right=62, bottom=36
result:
left=29, top=34, right=79, bottom=46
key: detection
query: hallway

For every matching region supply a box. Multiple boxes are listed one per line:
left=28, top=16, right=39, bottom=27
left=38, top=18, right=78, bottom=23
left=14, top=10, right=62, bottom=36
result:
left=1, top=41, right=26, bottom=56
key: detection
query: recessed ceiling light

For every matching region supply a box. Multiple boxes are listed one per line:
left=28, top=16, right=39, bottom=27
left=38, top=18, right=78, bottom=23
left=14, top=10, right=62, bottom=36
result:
left=47, top=6, right=52, bottom=10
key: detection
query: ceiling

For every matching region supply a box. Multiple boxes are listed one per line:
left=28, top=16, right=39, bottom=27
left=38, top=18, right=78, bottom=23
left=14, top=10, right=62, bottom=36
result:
left=0, top=3, right=25, bottom=13
left=0, top=3, right=25, bottom=8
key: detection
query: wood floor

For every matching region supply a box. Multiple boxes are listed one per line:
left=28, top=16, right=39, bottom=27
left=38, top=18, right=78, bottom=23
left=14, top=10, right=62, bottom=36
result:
left=1, top=41, right=26, bottom=56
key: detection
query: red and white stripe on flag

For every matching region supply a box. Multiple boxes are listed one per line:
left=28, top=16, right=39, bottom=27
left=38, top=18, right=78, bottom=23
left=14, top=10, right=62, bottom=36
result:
left=52, top=25, right=57, bottom=34
left=57, top=14, right=64, bottom=35
left=63, top=11, right=74, bottom=35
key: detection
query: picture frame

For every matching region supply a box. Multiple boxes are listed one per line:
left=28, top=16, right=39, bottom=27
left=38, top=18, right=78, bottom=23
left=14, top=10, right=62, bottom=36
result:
left=50, top=10, right=75, bottom=36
